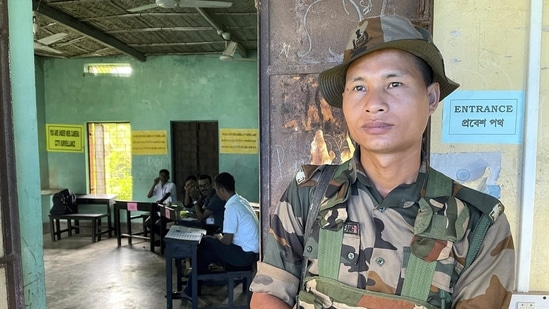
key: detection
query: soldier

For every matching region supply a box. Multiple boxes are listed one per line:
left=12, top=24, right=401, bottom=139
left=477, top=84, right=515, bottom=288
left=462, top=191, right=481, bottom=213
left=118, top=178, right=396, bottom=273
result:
left=250, top=15, right=514, bottom=308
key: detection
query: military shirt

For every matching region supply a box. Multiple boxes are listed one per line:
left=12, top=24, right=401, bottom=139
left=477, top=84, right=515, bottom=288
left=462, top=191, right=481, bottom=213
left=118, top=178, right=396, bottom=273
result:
left=250, top=152, right=515, bottom=308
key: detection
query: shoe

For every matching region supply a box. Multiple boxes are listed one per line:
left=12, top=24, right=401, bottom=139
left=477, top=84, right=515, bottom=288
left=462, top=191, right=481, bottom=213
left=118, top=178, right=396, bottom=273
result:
left=180, top=289, right=192, bottom=302
left=207, top=263, right=225, bottom=272
left=169, top=291, right=191, bottom=301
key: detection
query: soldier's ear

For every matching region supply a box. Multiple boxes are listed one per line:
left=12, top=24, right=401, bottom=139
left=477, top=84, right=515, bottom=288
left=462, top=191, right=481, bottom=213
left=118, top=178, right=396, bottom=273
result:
left=427, top=82, right=440, bottom=114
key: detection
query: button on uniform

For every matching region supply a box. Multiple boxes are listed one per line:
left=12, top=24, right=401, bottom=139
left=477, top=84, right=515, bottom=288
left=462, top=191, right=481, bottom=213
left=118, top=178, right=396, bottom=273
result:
left=375, top=257, right=385, bottom=266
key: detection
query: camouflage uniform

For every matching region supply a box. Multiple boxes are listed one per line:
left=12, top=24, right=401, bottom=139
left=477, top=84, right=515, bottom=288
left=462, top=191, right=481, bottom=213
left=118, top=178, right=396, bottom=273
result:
left=250, top=151, right=514, bottom=308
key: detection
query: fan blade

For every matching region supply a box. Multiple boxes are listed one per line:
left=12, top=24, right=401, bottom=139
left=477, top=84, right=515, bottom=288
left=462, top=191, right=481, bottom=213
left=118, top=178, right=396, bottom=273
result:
left=37, top=33, right=68, bottom=45
left=127, top=3, right=159, bottom=12
left=34, top=42, right=63, bottom=54
left=179, top=1, right=232, bottom=8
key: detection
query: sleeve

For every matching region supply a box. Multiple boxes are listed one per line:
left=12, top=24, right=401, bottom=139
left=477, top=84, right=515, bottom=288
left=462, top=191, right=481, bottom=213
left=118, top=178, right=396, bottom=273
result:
left=222, top=205, right=237, bottom=234
left=249, top=172, right=315, bottom=307
left=205, top=194, right=225, bottom=212
left=452, top=212, right=515, bottom=308
left=152, top=184, right=160, bottom=200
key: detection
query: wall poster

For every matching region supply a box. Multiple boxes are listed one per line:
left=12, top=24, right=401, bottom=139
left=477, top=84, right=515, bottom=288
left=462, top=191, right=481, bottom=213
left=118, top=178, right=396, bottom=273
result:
left=132, top=130, right=167, bottom=155
left=46, top=124, right=84, bottom=152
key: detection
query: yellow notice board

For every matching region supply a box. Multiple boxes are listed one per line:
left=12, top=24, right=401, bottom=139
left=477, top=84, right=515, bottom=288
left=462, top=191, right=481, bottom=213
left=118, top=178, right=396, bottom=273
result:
left=220, top=128, right=258, bottom=154
left=46, top=124, right=84, bottom=152
left=132, top=130, right=167, bottom=155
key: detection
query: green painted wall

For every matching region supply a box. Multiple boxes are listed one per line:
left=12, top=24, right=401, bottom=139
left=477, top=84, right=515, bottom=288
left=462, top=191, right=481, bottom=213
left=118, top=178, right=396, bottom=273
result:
left=41, top=55, right=259, bottom=205
left=9, top=0, right=47, bottom=307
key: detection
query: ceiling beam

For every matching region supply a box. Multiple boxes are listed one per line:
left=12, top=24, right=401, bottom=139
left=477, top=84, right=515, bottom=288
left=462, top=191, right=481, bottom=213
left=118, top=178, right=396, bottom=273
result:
left=195, top=8, right=247, bottom=58
left=107, top=27, right=213, bottom=34
left=32, top=0, right=146, bottom=62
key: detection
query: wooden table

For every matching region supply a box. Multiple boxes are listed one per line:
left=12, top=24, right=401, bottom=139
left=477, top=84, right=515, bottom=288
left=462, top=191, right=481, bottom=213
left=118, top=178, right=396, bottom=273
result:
left=76, top=194, right=117, bottom=237
left=157, top=204, right=179, bottom=255
left=114, top=201, right=155, bottom=252
left=164, top=225, right=205, bottom=309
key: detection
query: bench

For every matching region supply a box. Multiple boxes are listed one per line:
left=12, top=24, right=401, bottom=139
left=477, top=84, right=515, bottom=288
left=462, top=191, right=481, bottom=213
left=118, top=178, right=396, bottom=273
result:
left=177, top=264, right=253, bottom=309
left=49, top=213, right=108, bottom=243
left=195, top=269, right=253, bottom=309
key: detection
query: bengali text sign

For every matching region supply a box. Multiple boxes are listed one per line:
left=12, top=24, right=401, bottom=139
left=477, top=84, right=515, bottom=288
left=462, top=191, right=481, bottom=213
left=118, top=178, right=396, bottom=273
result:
left=132, top=130, right=167, bottom=155
left=220, top=128, right=258, bottom=154
left=442, top=91, right=524, bottom=144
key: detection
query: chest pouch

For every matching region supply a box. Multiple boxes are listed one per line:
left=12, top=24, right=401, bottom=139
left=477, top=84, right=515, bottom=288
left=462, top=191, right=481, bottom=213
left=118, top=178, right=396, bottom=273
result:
left=412, top=196, right=470, bottom=261
left=401, top=196, right=470, bottom=305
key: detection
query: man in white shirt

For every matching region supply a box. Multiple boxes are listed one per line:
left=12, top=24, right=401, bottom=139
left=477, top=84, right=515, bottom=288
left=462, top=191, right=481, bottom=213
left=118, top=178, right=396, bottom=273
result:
left=147, top=168, right=177, bottom=204
left=183, top=172, right=259, bottom=299
left=146, top=169, right=177, bottom=241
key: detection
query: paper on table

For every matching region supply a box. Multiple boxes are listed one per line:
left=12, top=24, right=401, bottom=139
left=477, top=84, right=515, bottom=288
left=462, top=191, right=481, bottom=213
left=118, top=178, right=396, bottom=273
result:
left=165, top=225, right=207, bottom=242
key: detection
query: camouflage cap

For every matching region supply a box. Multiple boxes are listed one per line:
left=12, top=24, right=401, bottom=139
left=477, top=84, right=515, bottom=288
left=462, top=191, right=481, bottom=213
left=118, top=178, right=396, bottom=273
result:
left=318, top=15, right=459, bottom=108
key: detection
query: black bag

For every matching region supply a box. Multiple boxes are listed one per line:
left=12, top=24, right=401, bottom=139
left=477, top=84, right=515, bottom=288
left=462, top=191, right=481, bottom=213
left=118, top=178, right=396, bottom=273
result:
left=50, top=189, right=78, bottom=215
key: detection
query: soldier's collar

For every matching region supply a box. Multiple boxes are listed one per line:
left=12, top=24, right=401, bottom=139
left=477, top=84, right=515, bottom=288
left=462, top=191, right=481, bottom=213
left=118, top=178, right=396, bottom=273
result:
left=351, top=152, right=430, bottom=208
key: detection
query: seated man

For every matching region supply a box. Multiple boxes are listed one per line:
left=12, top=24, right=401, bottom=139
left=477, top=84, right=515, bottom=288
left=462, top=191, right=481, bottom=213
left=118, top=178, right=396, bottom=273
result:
left=192, top=175, right=226, bottom=235
left=147, top=168, right=177, bottom=204
left=183, top=172, right=259, bottom=299
left=146, top=168, right=177, bottom=240
left=182, top=175, right=198, bottom=209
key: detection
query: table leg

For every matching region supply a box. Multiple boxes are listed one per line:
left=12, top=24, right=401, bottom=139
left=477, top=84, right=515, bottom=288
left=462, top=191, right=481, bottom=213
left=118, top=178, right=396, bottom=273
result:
left=166, top=245, right=173, bottom=309
left=115, top=207, right=122, bottom=247
left=55, top=219, right=61, bottom=240
left=191, top=246, right=198, bottom=309
left=126, top=210, right=132, bottom=245
left=50, top=217, right=55, bottom=242
left=150, top=204, right=156, bottom=253
left=107, top=202, right=113, bottom=238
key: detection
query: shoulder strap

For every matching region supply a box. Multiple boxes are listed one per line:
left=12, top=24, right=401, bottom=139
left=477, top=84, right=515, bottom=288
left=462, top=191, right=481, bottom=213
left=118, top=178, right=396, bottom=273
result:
left=402, top=168, right=498, bottom=306
left=299, top=164, right=338, bottom=291
left=402, top=169, right=454, bottom=303
left=429, top=170, right=500, bottom=271
left=424, top=169, right=453, bottom=198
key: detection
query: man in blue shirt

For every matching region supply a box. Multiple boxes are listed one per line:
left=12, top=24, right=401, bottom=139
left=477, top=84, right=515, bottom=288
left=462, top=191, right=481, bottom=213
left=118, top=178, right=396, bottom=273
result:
left=192, top=175, right=226, bottom=234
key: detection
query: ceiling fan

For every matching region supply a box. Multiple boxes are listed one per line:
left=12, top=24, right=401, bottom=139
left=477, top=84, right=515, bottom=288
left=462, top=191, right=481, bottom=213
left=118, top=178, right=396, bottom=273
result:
left=128, top=0, right=232, bottom=12
left=34, top=33, right=67, bottom=55
left=33, top=11, right=67, bottom=55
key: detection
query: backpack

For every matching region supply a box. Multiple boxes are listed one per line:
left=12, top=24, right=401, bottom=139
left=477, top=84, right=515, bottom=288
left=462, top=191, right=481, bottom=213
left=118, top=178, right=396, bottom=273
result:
left=50, top=189, right=78, bottom=215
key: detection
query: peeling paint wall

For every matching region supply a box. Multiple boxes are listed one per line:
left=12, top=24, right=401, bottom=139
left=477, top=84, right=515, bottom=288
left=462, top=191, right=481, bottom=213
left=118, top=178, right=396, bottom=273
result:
left=433, top=0, right=549, bottom=291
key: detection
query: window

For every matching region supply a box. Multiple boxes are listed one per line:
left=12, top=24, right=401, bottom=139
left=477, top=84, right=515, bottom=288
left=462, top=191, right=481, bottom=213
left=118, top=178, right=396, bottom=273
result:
left=87, top=122, right=132, bottom=199
left=84, top=63, right=132, bottom=77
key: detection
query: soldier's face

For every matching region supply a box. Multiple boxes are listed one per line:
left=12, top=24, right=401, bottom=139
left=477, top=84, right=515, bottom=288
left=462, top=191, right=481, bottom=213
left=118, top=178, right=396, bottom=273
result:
left=342, top=49, right=440, bottom=156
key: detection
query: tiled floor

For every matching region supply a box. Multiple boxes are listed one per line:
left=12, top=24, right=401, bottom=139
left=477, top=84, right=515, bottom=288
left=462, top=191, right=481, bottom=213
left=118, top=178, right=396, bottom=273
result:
left=43, top=229, right=251, bottom=309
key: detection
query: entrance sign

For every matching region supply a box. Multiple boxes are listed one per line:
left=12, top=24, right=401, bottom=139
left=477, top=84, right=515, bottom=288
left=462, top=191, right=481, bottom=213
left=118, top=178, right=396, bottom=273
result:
left=442, top=91, right=524, bottom=144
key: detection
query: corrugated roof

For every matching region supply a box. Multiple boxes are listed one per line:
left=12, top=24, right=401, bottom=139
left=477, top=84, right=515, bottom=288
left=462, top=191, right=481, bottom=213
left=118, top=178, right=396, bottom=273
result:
left=32, top=0, right=257, bottom=61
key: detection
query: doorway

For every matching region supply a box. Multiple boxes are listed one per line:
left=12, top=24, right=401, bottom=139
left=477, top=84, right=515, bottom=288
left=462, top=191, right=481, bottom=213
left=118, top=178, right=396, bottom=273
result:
left=171, top=121, right=219, bottom=200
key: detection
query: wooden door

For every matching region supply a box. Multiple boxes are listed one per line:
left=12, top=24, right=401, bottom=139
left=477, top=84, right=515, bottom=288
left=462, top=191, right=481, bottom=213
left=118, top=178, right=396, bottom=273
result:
left=171, top=121, right=219, bottom=200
